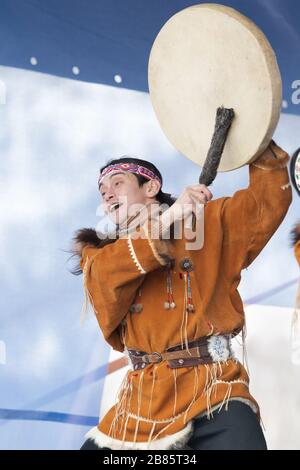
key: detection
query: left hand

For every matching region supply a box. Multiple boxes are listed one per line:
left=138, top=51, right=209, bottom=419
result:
left=252, top=140, right=289, bottom=169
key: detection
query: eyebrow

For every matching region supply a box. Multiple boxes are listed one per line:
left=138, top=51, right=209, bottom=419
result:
left=99, top=172, right=126, bottom=189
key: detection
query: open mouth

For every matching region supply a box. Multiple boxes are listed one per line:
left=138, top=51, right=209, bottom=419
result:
left=109, top=203, right=122, bottom=213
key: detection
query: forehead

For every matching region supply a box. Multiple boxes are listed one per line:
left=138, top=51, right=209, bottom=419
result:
left=99, top=170, right=134, bottom=188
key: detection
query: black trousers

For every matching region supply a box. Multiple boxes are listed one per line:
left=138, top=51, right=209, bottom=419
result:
left=80, top=401, right=267, bottom=450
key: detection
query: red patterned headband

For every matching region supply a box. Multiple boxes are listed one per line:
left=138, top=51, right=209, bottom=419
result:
left=98, top=163, right=161, bottom=188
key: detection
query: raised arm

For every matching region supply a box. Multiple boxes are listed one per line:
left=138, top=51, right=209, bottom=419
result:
left=221, top=141, right=292, bottom=277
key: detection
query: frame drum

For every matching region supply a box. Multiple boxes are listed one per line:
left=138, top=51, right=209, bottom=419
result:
left=148, top=4, right=282, bottom=171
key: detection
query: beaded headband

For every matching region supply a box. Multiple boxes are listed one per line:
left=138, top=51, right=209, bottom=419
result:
left=98, top=163, right=162, bottom=188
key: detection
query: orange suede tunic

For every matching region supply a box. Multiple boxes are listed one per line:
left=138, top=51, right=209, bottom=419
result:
left=295, top=239, right=300, bottom=266
left=80, top=149, right=292, bottom=449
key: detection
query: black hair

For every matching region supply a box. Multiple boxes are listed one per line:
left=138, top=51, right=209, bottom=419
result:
left=100, top=156, right=176, bottom=207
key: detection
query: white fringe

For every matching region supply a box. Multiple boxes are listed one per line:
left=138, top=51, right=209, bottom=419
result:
left=281, top=182, right=291, bottom=190
left=291, top=278, right=300, bottom=365
left=85, top=421, right=193, bottom=450
left=195, top=397, right=258, bottom=419
left=127, top=236, right=146, bottom=274
left=141, top=223, right=167, bottom=266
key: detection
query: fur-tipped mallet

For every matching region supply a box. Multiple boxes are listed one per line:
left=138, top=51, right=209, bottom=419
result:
left=199, top=107, right=235, bottom=186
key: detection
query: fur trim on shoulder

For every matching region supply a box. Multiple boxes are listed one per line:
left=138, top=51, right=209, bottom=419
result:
left=291, top=223, right=300, bottom=247
left=74, top=228, right=102, bottom=250
left=69, top=228, right=117, bottom=275
left=72, top=227, right=116, bottom=256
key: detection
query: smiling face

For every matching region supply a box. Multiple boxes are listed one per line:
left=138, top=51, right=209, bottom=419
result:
left=99, top=171, right=161, bottom=225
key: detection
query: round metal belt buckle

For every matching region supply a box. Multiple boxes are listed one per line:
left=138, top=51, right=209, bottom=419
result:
left=151, top=352, right=163, bottom=363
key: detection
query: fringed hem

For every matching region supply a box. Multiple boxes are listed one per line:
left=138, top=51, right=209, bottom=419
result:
left=194, top=397, right=258, bottom=420
left=291, top=277, right=300, bottom=365
left=85, top=421, right=193, bottom=450
left=80, top=255, right=94, bottom=325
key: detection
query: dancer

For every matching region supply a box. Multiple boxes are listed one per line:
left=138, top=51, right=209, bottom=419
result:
left=73, top=140, right=292, bottom=450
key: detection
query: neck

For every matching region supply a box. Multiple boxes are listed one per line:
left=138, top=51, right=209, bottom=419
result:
left=118, top=200, right=160, bottom=233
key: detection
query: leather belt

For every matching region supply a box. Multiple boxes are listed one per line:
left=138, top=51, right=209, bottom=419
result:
left=127, top=335, right=233, bottom=370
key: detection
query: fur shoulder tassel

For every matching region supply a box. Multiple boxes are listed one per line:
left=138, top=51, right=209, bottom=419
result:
left=69, top=227, right=117, bottom=275
left=73, top=227, right=117, bottom=256
left=291, top=223, right=300, bottom=247
left=73, top=228, right=103, bottom=252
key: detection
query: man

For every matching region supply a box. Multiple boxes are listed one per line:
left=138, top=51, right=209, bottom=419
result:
left=291, top=222, right=300, bottom=368
left=74, top=141, right=292, bottom=450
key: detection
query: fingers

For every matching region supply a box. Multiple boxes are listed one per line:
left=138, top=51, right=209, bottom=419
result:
left=189, top=186, right=213, bottom=204
left=173, top=185, right=213, bottom=223
left=188, top=192, right=205, bottom=207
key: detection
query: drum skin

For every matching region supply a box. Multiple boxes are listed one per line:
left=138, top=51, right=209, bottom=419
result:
left=148, top=3, right=282, bottom=171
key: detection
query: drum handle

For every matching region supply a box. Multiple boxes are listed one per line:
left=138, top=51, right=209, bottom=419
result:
left=186, top=107, right=235, bottom=231
left=199, top=106, right=234, bottom=185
